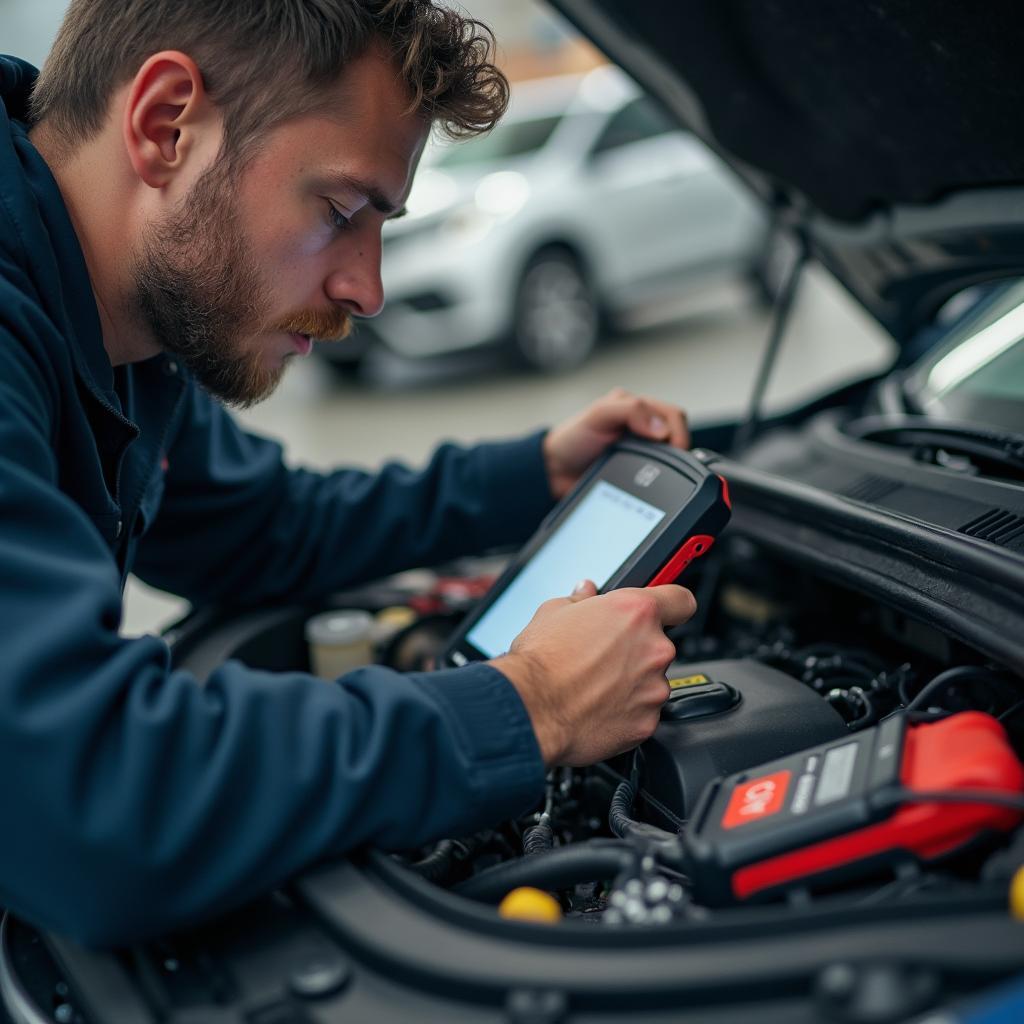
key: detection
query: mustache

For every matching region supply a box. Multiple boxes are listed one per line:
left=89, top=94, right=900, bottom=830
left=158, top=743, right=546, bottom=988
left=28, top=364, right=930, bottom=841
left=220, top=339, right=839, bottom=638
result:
left=274, top=308, right=353, bottom=343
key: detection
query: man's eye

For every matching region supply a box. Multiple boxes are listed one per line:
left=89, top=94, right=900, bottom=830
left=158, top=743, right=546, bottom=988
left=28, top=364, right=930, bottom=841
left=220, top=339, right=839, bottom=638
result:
left=327, top=203, right=352, bottom=232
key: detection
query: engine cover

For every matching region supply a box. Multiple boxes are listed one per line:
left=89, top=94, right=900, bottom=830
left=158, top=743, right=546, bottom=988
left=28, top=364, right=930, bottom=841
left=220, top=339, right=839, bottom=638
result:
left=639, top=659, right=849, bottom=822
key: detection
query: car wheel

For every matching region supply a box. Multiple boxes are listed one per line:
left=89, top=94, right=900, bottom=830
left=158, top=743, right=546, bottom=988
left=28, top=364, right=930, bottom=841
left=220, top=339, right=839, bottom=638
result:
left=512, top=249, right=599, bottom=372
left=321, top=354, right=365, bottom=382
left=316, top=325, right=376, bottom=382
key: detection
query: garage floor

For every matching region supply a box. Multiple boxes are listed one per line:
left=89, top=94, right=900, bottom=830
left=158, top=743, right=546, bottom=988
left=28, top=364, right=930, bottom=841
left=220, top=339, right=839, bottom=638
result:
left=122, top=267, right=894, bottom=635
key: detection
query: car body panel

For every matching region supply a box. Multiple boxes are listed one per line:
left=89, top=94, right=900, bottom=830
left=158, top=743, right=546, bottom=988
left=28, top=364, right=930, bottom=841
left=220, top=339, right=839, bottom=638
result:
left=337, top=66, right=767, bottom=364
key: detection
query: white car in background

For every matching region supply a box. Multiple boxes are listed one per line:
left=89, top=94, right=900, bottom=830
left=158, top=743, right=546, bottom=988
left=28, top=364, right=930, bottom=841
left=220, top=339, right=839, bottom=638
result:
left=324, top=65, right=768, bottom=375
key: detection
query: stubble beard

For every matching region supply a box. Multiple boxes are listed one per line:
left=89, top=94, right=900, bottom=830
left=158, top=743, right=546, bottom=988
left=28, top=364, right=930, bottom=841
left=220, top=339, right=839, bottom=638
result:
left=129, top=160, right=284, bottom=409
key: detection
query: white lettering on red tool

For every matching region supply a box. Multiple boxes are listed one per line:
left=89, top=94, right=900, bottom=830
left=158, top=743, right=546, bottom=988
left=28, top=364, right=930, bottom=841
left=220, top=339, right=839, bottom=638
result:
left=722, top=770, right=791, bottom=829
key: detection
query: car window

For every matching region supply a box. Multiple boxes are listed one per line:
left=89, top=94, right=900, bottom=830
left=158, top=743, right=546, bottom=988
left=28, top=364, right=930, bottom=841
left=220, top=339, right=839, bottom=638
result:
left=432, top=115, right=563, bottom=168
left=907, top=279, right=1024, bottom=432
left=591, top=96, right=676, bottom=154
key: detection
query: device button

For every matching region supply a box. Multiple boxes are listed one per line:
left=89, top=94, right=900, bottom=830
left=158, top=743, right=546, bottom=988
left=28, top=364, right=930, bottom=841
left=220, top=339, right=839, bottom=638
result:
left=647, top=534, right=716, bottom=587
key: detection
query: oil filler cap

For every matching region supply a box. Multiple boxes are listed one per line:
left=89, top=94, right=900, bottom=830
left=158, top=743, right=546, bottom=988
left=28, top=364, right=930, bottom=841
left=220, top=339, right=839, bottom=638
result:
left=661, top=673, right=740, bottom=721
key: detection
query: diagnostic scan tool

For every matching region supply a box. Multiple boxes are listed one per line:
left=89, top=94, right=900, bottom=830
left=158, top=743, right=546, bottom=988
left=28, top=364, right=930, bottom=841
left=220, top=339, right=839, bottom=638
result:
left=442, top=440, right=731, bottom=667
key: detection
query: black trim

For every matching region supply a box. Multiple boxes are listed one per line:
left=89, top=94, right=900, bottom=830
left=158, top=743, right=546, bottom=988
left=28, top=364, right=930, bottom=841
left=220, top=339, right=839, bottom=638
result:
left=705, top=455, right=1024, bottom=675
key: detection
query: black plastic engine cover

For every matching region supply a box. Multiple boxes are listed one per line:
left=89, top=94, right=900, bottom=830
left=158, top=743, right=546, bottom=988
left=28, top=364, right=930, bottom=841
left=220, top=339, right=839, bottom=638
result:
left=639, top=659, right=849, bottom=822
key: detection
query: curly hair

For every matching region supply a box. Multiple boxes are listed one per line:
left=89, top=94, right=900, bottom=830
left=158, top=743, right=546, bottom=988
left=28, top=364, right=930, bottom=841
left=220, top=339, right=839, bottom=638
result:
left=30, top=0, right=509, bottom=159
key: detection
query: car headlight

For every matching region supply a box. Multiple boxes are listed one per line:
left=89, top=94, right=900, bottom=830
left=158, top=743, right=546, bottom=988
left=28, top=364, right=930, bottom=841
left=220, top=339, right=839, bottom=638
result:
left=439, top=171, right=532, bottom=247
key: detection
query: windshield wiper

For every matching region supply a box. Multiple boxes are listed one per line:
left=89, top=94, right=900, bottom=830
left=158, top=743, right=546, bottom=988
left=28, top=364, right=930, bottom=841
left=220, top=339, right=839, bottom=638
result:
left=845, top=415, right=1024, bottom=483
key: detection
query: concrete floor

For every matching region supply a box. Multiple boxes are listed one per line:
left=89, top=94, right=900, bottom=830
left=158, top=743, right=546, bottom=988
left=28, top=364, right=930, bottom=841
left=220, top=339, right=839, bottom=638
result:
left=121, top=266, right=895, bottom=635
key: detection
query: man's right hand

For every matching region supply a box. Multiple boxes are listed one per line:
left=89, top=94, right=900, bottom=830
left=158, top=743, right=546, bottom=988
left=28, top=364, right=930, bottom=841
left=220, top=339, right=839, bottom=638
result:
left=491, top=581, right=697, bottom=767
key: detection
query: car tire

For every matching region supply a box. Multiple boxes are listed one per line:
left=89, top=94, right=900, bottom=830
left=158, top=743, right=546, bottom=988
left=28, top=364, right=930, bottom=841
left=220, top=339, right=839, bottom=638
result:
left=316, top=324, right=376, bottom=382
left=321, top=354, right=365, bottom=382
left=511, top=248, right=600, bottom=372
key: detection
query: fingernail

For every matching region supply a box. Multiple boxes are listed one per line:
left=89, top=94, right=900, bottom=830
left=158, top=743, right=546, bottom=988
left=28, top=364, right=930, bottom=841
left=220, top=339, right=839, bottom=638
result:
left=649, top=415, right=668, bottom=435
left=572, top=580, right=587, bottom=594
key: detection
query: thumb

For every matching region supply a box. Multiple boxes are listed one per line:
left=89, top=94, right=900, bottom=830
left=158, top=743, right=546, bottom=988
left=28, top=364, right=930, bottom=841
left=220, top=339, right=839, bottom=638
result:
left=629, top=403, right=670, bottom=441
left=569, top=578, right=598, bottom=601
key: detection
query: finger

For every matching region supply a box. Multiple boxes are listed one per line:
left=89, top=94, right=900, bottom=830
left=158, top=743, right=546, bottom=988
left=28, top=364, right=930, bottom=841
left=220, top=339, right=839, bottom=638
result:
left=655, top=402, right=689, bottom=449
left=628, top=402, right=670, bottom=442
left=645, top=584, right=698, bottom=627
left=628, top=398, right=689, bottom=449
left=577, top=395, right=667, bottom=450
left=568, top=578, right=598, bottom=601
left=582, top=393, right=649, bottom=436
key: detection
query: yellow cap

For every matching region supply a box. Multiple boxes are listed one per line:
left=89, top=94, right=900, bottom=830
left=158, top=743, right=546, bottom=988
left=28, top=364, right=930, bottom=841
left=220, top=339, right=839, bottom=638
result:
left=373, top=606, right=417, bottom=643
left=376, top=606, right=417, bottom=627
left=1010, top=866, right=1024, bottom=921
left=668, top=673, right=711, bottom=690
left=498, top=887, right=562, bottom=924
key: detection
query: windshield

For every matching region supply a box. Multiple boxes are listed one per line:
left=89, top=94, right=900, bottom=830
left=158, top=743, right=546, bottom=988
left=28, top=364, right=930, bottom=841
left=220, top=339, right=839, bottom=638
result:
left=907, top=280, right=1024, bottom=434
left=431, top=114, right=563, bottom=168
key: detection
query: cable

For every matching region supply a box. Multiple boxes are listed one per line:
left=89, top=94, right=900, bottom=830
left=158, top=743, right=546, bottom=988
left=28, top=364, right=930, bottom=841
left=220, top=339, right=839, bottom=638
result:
left=882, top=788, right=1024, bottom=813
left=453, top=839, right=637, bottom=904
left=406, top=840, right=457, bottom=883
left=906, top=666, right=1019, bottom=713
left=599, top=752, right=689, bottom=867
left=999, top=699, right=1024, bottom=723
left=795, top=645, right=889, bottom=675
left=842, top=687, right=878, bottom=730
left=523, top=814, right=554, bottom=856
left=608, top=777, right=639, bottom=840
left=405, top=835, right=488, bottom=885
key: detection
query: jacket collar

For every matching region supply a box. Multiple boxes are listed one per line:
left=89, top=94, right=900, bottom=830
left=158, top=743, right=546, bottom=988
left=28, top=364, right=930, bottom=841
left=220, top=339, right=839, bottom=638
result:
left=1, top=55, right=116, bottom=395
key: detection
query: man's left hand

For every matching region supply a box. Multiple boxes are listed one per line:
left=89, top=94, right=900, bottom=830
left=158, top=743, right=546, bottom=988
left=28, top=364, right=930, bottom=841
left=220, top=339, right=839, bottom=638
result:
left=542, top=388, right=689, bottom=500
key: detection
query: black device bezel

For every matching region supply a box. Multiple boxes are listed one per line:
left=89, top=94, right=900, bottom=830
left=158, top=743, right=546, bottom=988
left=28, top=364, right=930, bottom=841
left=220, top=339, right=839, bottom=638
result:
left=441, top=440, right=729, bottom=667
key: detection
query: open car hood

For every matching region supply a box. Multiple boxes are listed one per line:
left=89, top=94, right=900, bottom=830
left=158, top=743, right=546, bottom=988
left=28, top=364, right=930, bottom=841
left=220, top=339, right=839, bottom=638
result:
left=550, top=0, right=1024, bottom=345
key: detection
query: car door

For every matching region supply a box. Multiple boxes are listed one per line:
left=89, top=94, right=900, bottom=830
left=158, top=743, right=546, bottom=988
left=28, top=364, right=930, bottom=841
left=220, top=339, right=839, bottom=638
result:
left=584, top=96, right=759, bottom=299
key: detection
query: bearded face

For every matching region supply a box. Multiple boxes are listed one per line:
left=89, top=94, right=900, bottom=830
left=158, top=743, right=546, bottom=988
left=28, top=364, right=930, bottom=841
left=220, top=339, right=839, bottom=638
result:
left=129, top=158, right=351, bottom=408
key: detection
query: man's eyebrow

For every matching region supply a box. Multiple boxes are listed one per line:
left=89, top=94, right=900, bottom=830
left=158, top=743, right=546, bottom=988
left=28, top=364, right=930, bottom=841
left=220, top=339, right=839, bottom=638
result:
left=322, top=171, right=404, bottom=216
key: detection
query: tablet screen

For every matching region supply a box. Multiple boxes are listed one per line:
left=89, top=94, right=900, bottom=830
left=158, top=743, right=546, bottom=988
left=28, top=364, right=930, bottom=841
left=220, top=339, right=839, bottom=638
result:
left=466, top=479, right=666, bottom=658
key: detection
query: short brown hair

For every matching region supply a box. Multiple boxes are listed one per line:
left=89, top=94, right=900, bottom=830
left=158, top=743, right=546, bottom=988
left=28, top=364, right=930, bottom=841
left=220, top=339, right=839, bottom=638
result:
left=30, top=0, right=509, bottom=159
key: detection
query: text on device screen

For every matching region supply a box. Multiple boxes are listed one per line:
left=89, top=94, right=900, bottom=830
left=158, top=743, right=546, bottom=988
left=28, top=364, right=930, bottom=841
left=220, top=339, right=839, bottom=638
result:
left=466, top=480, right=666, bottom=659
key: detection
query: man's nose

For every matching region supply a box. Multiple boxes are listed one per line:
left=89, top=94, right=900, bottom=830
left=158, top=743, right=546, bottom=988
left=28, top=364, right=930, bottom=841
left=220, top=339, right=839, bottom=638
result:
left=324, top=239, right=385, bottom=318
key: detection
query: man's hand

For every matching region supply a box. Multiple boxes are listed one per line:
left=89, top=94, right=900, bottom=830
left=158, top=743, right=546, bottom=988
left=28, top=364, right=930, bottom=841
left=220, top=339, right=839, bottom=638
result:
left=542, top=388, right=689, bottom=500
left=491, top=580, right=696, bottom=766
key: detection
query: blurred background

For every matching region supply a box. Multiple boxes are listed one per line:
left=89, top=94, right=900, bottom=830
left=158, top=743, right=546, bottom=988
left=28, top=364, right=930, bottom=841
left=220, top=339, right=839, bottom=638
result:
left=0, top=0, right=894, bottom=634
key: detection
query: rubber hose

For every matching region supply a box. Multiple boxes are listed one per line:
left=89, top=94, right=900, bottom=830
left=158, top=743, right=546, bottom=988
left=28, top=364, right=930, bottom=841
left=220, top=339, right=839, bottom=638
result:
left=407, top=840, right=457, bottom=884
left=453, top=839, right=636, bottom=904
left=608, top=779, right=637, bottom=839
left=524, top=817, right=554, bottom=856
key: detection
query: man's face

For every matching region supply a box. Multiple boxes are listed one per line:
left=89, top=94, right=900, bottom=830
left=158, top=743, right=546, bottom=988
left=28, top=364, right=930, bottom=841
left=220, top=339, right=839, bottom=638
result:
left=130, top=47, right=427, bottom=407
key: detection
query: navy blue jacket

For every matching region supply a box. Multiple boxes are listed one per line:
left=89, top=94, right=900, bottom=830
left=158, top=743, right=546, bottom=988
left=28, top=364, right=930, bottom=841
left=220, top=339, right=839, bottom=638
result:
left=0, top=56, right=552, bottom=947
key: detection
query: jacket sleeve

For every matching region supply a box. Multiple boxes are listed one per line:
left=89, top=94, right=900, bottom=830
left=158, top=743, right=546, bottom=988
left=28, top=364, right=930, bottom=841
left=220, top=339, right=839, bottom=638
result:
left=0, top=337, right=545, bottom=949
left=133, top=385, right=555, bottom=606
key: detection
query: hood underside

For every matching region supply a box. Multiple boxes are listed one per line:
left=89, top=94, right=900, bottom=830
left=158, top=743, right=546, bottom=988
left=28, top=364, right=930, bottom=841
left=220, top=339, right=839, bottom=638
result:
left=549, top=0, right=1024, bottom=343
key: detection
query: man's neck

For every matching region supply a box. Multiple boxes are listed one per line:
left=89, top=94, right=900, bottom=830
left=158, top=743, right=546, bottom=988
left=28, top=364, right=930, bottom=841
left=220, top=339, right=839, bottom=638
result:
left=29, top=123, right=162, bottom=367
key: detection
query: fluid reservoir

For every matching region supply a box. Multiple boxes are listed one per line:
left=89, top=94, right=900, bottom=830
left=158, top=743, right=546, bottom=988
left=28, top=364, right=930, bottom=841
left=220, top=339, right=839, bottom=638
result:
left=639, top=659, right=848, bottom=822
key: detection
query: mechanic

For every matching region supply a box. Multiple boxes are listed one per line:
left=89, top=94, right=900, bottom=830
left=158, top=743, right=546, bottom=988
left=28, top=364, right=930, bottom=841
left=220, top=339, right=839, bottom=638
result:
left=0, top=0, right=695, bottom=947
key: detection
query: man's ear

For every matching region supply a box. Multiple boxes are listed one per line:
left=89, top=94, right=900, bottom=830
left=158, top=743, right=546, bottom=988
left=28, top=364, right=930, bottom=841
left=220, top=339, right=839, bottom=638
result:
left=123, top=51, right=216, bottom=189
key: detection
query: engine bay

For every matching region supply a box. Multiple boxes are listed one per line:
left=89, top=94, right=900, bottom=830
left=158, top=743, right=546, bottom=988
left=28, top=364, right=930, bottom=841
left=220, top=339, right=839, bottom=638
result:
left=4, top=459, right=1024, bottom=1023
left=382, top=541, right=1024, bottom=923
